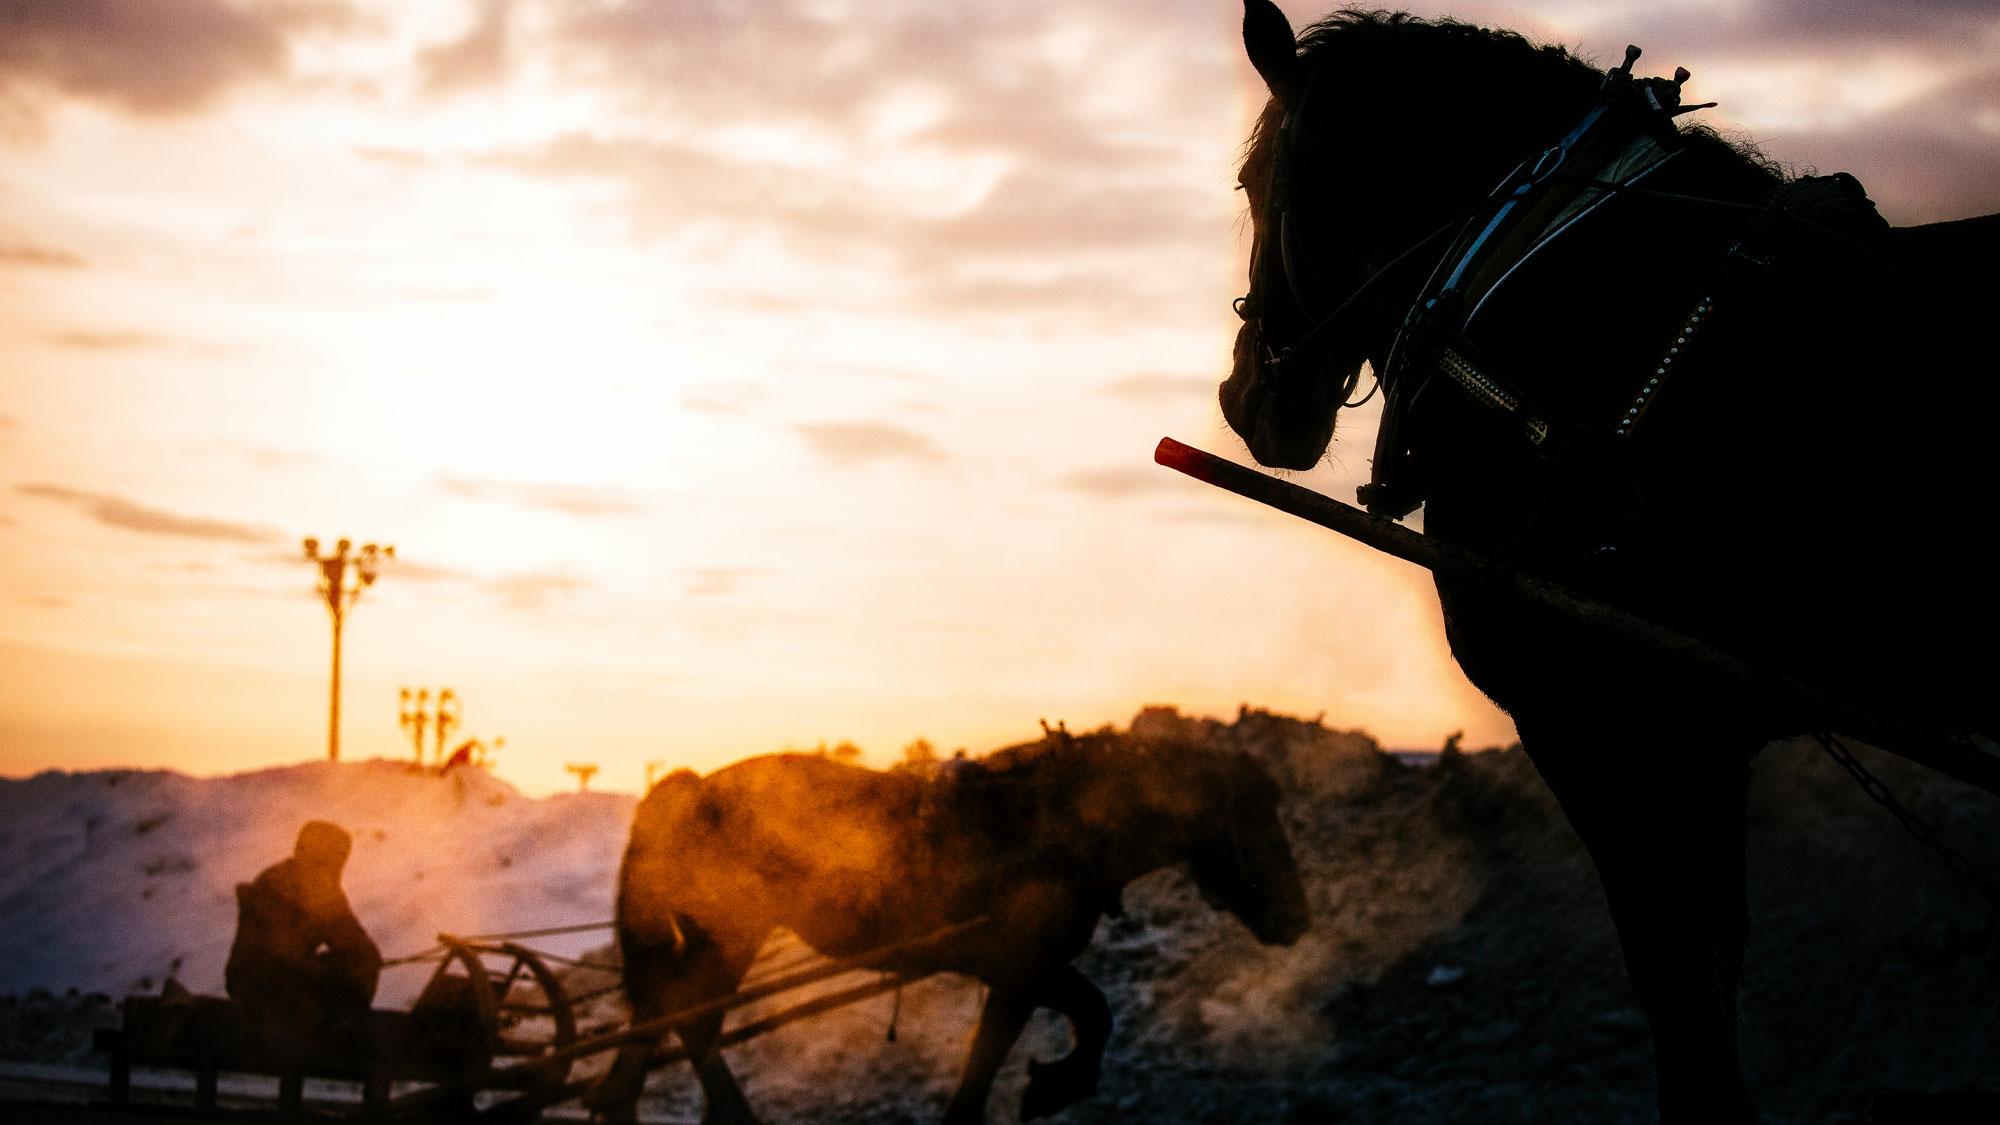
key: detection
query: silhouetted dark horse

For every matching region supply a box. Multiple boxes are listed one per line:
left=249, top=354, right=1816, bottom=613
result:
left=585, top=734, right=1308, bottom=1124
left=1224, top=4, right=1999, bottom=1121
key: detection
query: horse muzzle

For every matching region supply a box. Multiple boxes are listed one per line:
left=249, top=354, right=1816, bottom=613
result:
left=1220, top=328, right=1344, bottom=471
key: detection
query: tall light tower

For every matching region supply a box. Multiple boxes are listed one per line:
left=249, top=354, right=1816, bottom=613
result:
left=304, top=537, right=393, bottom=762
left=399, top=688, right=432, bottom=766
left=433, top=688, right=461, bottom=764
left=398, top=686, right=461, bottom=768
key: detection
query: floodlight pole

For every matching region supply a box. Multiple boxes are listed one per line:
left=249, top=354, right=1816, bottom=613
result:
left=434, top=688, right=461, bottom=764
left=305, top=537, right=393, bottom=762
left=399, top=687, right=431, bottom=766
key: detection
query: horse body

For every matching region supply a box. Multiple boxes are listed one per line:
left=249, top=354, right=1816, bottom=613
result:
left=588, top=736, right=1308, bottom=1125
left=1226, top=5, right=1997, bottom=1119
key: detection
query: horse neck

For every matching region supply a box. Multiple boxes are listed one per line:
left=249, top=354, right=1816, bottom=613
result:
left=1298, top=31, right=1596, bottom=258
left=1302, top=23, right=1776, bottom=270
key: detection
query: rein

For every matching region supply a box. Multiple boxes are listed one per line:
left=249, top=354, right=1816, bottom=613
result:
left=1238, top=209, right=1472, bottom=402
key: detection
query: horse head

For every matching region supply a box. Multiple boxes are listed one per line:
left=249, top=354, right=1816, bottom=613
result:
left=1184, top=751, right=1309, bottom=946
left=1222, top=2, right=1603, bottom=474
left=1221, top=1, right=1394, bottom=471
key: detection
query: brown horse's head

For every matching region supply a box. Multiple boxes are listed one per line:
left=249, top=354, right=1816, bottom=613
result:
left=1185, top=752, right=1309, bottom=946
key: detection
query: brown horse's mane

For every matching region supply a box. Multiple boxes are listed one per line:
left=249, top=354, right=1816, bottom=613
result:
left=965, top=729, right=1242, bottom=816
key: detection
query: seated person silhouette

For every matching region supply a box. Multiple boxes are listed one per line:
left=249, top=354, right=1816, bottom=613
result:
left=225, top=820, right=382, bottom=1036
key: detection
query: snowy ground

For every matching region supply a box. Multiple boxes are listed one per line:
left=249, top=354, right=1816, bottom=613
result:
left=4, top=706, right=1998, bottom=1123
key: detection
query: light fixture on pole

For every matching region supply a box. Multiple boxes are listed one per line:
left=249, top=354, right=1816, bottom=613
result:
left=304, top=537, right=392, bottom=762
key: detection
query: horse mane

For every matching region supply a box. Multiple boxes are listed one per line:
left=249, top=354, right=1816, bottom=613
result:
left=974, top=727, right=1239, bottom=791
left=1246, top=9, right=1781, bottom=199
left=963, top=728, right=1262, bottom=848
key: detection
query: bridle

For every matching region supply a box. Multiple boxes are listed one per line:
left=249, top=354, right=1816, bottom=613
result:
left=1235, top=63, right=1443, bottom=414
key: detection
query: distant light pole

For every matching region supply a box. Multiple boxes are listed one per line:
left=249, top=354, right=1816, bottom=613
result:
left=399, top=688, right=432, bottom=766
left=566, top=763, right=599, bottom=792
left=433, top=688, right=461, bottom=764
left=400, top=687, right=466, bottom=768
left=305, top=537, right=392, bottom=762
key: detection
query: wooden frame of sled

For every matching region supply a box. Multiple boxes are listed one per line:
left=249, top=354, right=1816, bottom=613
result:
left=93, top=918, right=984, bottom=1122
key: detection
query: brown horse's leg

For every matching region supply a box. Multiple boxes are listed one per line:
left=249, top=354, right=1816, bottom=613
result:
left=683, top=934, right=763, bottom=1125
left=942, top=985, right=1035, bottom=1125
left=683, top=1006, right=758, bottom=1125
left=1018, top=965, right=1113, bottom=1120
left=586, top=927, right=680, bottom=1125
left=587, top=925, right=763, bottom=1125
left=1523, top=712, right=1758, bottom=1123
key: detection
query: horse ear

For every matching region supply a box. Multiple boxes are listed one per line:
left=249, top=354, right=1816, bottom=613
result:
left=1243, top=0, right=1300, bottom=108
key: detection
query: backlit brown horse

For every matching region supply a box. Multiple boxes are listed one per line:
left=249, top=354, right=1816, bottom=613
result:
left=585, top=732, right=1308, bottom=1124
left=1223, top=4, right=1999, bottom=1120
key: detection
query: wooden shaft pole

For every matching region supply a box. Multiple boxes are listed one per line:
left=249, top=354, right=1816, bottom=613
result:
left=1154, top=436, right=2000, bottom=798
left=526, top=916, right=988, bottom=1073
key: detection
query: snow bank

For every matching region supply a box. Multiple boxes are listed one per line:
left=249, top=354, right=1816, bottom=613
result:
left=0, top=759, right=632, bottom=1006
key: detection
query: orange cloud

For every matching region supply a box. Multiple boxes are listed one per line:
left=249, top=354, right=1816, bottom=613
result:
left=0, top=242, right=86, bottom=268
left=792, top=421, right=947, bottom=468
left=1099, top=373, right=1217, bottom=402
left=420, top=0, right=515, bottom=98
left=1059, top=465, right=1188, bottom=499
left=682, top=567, right=767, bottom=597
left=484, top=570, right=589, bottom=610
left=44, top=330, right=169, bottom=351
left=16, top=484, right=278, bottom=543
left=437, top=474, right=646, bottom=516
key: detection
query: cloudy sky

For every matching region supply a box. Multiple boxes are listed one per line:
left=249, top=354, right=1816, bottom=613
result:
left=2, top=0, right=1994, bottom=793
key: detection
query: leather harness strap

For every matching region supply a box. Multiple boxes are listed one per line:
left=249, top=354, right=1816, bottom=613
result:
left=1356, top=53, right=1890, bottom=519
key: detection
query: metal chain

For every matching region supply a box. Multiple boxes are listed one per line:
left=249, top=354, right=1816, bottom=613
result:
left=1812, top=731, right=2000, bottom=911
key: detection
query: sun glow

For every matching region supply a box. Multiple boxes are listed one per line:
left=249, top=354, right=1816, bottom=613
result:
left=370, top=293, right=690, bottom=485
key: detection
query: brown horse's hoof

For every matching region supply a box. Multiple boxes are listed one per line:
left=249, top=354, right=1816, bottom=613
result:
left=1020, top=1056, right=1098, bottom=1120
